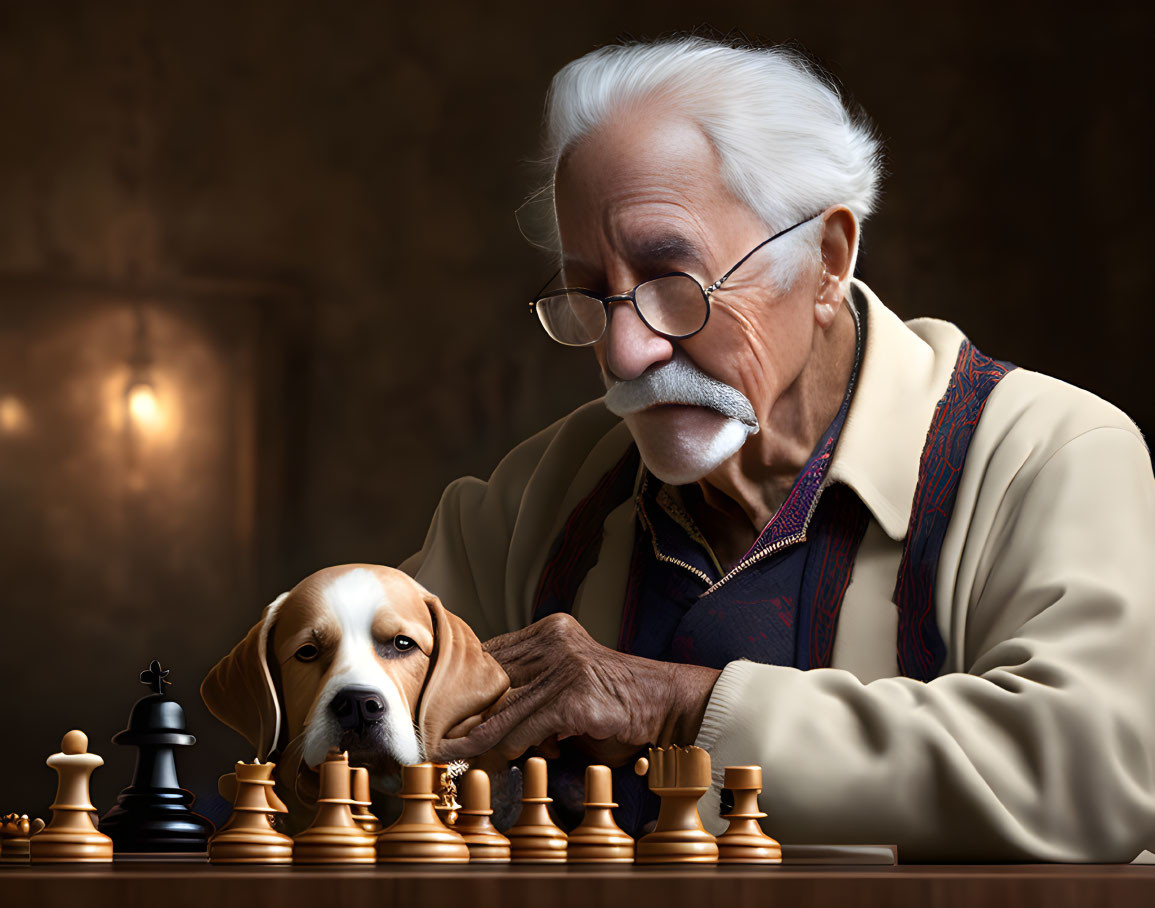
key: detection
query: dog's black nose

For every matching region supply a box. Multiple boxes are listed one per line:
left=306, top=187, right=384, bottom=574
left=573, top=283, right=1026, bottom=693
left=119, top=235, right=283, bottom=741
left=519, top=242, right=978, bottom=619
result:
left=329, top=686, right=386, bottom=733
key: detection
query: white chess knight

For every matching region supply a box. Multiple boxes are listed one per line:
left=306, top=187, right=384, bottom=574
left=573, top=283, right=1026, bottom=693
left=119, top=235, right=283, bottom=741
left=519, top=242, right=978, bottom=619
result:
left=201, top=565, right=509, bottom=821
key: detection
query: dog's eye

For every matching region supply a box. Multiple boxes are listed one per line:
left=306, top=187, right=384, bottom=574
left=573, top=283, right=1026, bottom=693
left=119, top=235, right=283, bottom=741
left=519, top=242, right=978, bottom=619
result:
left=393, top=635, right=416, bottom=652
left=294, top=643, right=320, bottom=662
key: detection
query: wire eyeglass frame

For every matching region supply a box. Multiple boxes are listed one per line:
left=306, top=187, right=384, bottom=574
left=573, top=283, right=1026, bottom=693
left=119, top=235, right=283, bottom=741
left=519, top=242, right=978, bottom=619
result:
left=528, top=211, right=823, bottom=347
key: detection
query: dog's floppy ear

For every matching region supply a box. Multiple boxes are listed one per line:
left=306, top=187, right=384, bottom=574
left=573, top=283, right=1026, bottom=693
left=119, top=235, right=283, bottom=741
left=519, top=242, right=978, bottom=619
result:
left=415, top=589, right=509, bottom=759
left=201, top=592, right=289, bottom=760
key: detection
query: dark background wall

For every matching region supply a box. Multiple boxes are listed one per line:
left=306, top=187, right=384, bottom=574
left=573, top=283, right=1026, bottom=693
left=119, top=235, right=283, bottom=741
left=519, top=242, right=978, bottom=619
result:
left=1, top=0, right=1151, bottom=822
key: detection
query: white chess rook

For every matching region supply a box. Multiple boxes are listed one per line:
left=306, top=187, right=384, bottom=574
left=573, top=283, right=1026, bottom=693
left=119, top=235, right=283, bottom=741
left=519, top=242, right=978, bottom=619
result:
left=634, top=746, right=718, bottom=865
left=209, top=759, right=293, bottom=864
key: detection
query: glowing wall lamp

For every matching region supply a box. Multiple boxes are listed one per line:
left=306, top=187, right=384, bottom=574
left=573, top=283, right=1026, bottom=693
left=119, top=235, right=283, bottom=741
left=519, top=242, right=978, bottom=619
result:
left=0, top=394, right=29, bottom=435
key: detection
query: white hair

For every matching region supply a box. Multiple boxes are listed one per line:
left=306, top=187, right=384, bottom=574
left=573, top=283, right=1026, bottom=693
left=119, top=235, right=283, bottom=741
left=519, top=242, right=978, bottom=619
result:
left=526, top=36, right=884, bottom=289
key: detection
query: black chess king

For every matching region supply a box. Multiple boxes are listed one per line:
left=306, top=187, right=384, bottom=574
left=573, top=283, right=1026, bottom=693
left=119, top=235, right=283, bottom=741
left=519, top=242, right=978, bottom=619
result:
left=97, top=660, right=215, bottom=853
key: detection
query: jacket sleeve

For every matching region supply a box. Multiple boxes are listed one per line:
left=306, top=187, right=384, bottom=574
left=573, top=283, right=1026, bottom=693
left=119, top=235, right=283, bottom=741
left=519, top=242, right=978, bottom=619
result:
left=695, top=424, right=1155, bottom=861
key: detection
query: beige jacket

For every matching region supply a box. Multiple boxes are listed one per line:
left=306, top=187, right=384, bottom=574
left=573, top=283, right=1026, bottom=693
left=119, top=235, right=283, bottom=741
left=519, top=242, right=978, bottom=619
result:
left=401, top=280, right=1155, bottom=862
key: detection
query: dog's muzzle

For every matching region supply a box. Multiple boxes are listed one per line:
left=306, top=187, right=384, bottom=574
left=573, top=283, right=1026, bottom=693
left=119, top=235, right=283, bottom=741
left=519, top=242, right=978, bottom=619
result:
left=329, top=685, right=386, bottom=738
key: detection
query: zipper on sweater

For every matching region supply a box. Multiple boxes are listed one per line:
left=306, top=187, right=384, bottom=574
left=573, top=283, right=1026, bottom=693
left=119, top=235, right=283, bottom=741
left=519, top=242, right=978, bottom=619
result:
left=635, top=483, right=714, bottom=587
left=701, top=479, right=831, bottom=597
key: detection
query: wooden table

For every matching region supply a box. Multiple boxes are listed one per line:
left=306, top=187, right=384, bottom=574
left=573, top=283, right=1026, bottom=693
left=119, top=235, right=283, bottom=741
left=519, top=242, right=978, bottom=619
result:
left=3, top=862, right=1155, bottom=908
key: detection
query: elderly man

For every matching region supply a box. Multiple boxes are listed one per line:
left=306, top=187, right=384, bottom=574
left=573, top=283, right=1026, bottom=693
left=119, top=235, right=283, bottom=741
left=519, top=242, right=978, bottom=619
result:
left=401, top=37, right=1155, bottom=861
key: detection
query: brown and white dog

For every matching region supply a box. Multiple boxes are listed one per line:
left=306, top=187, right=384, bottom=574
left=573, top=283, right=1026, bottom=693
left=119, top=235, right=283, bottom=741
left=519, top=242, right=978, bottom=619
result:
left=201, top=564, right=509, bottom=818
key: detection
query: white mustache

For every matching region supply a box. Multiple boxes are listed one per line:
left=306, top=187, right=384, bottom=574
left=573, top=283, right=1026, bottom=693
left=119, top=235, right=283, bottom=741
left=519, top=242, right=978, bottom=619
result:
left=603, top=352, right=759, bottom=431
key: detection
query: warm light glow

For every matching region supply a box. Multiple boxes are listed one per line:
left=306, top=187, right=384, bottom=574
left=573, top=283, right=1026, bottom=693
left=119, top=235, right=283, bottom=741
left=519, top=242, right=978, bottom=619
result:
left=0, top=394, right=29, bottom=434
left=126, top=382, right=162, bottom=430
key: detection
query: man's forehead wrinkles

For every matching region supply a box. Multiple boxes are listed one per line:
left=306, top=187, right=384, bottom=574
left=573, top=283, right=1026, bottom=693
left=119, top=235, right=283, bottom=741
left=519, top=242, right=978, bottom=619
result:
left=558, top=185, right=716, bottom=281
left=562, top=230, right=705, bottom=276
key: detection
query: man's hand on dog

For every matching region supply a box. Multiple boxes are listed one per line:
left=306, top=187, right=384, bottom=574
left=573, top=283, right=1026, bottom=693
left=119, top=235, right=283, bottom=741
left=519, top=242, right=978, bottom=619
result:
left=431, top=612, right=721, bottom=764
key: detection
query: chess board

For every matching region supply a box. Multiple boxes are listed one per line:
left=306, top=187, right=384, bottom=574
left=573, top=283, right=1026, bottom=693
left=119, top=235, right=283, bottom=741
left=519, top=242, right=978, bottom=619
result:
left=3, top=861, right=1154, bottom=908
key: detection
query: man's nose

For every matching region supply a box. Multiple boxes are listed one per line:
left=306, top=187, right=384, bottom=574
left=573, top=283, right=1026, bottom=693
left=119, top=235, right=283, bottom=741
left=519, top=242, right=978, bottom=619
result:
left=602, top=298, right=674, bottom=381
left=329, top=686, right=386, bottom=734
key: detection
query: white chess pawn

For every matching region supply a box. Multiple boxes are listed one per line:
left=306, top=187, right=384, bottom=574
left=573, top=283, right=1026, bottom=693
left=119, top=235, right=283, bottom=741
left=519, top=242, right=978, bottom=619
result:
left=376, top=763, right=470, bottom=863
left=454, top=769, right=510, bottom=863
left=717, top=766, right=781, bottom=863
left=30, top=730, right=114, bottom=862
left=292, top=751, right=376, bottom=864
left=568, top=765, right=634, bottom=863
left=506, top=757, right=567, bottom=863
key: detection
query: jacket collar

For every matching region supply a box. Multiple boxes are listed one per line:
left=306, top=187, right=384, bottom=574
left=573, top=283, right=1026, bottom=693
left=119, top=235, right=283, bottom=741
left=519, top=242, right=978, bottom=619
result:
left=827, top=279, right=966, bottom=541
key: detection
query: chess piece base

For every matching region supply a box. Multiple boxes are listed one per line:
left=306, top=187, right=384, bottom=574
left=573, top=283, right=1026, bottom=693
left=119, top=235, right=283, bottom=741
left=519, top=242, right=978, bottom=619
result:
left=568, top=820, right=634, bottom=863
left=30, top=832, right=114, bottom=863
left=0, top=840, right=31, bottom=863
left=508, top=825, right=568, bottom=863
left=718, top=823, right=781, bottom=864
left=112, top=851, right=207, bottom=862
left=293, top=827, right=376, bottom=864
left=456, top=823, right=511, bottom=863
left=567, top=846, right=634, bottom=863
left=210, top=828, right=294, bottom=864
left=99, top=789, right=214, bottom=853
left=376, top=834, right=470, bottom=863
left=376, top=823, right=470, bottom=863
left=718, top=841, right=782, bottom=863
left=568, top=827, right=634, bottom=863
left=463, top=842, right=512, bottom=863
left=635, top=829, right=719, bottom=865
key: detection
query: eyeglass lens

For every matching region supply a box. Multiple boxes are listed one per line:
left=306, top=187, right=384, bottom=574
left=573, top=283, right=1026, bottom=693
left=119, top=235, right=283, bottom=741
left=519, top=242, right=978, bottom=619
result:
left=536, top=274, right=707, bottom=346
left=635, top=274, right=707, bottom=337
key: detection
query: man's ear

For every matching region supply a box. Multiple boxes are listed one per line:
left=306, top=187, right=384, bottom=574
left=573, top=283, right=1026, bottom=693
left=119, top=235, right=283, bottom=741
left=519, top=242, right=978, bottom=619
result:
left=817, top=205, right=859, bottom=326
left=414, top=588, right=510, bottom=759
left=200, top=592, right=289, bottom=760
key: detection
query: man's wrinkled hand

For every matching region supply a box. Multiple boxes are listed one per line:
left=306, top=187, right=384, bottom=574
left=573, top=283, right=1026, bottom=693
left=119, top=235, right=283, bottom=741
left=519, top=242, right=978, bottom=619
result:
left=430, top=613, right=720, bottom=764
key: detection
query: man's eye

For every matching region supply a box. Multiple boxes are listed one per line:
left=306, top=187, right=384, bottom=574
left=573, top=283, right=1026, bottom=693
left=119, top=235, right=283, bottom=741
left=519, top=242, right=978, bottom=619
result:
left=294, top=643, right=320, bottom=662
left=393, top=635, right=416, bottom=652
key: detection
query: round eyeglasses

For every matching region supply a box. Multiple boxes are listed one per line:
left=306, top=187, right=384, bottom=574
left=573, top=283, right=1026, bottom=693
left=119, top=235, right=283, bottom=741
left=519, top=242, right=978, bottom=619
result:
left=529, top=212, right=822, bottom=347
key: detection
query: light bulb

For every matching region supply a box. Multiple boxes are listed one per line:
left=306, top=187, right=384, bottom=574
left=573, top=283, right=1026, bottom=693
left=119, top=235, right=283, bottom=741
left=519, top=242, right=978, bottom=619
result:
left=0, top=394, right=29, bottom=434
left=126, top=382, right=161, bottom=430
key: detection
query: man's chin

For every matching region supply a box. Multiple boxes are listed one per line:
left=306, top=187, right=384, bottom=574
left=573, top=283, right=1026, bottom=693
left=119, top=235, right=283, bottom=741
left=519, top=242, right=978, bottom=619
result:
left=625, top=406, right=754, bottom=485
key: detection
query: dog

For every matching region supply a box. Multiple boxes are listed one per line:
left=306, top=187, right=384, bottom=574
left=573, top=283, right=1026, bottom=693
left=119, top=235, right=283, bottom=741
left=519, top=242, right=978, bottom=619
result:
left=200, top=564, right=509, bottom=822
